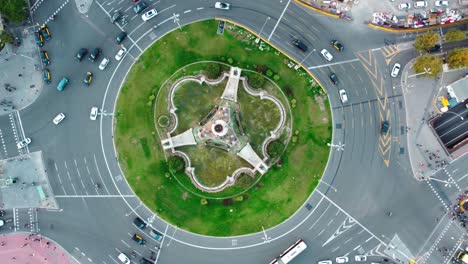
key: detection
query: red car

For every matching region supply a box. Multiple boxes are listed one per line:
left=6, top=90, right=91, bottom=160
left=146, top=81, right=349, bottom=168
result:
left=132, top=0, right=139, bottom=2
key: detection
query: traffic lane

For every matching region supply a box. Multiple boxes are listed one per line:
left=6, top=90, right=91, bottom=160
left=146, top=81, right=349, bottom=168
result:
left=440, top=122, right=468, bottom=149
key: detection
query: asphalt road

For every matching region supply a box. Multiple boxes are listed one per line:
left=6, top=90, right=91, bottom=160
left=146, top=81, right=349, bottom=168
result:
left=3, top=0, right=468, bottom=263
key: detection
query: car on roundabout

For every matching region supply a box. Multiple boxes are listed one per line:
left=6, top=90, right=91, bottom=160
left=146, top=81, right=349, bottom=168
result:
left=339, top=89, right=348, bottom=103
left=116, top=31, right=127, bottom=44
left=115, top=47, right=127, bottom=61
left=331, top=39, right=344, bottom=51
left=89, top=48, right=101, bottom=62
left=76, top=48, right=88, bottom=61
left=57, top=77, right=69, bottom=91
left=53, top=113, right=65, bottom=125
left=391, top=63, right=401, bottom=77
left=142, top=8, right=157, bottom=21
left=329, top=72, right=339, bottom=85
left=320, top=49, right=333, bottom=61
left=84, top=71, right=93, bottom=86
left=90, top=107, right=98, bottom=120
left=215, top=2, right=230, bottom=10
left=99, top=57, right=110, bottom=70
left=42, top=69, right=51, bottom=84
left=17, top=138, right=31, bottom=149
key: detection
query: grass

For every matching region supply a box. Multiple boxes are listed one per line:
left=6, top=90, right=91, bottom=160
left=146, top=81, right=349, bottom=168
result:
left=114, top=20, right=331, bottom=236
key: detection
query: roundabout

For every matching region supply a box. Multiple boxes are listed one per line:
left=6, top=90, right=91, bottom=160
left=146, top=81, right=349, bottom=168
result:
left=1, top=0, right=467, bottom=264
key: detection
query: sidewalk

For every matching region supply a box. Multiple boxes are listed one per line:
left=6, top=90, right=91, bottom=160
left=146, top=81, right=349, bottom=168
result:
left=0, top=232, right=76, bottom=263
left=0, top=25, right=42, bottom=115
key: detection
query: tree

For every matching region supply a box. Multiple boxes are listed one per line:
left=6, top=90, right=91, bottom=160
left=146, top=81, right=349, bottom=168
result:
left=0, top=31, right=13, bottom=44
left=446, top=48, right=468, bottom=69
left=0, top=0, right=28, bottom=24
left=414, top=32, right=439, bottom=51
left=267, top=140, right=285, bottom=158
left=200, top=198, right=208, bottom=205
left=248, top=73, right=265, bottom=88
left=445, top=30, right=465, bottom=42
left=167, top=156, right=185, bottom=173
left=205, top=63, right=221, bottom=79
left=413, top=55, right=442, bottom=78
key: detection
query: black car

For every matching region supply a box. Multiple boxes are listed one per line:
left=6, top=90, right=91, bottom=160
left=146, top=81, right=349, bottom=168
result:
left=292, top=39, right=308, bottom=52
left=133, top=217, right=147, bottom=229
left=331, top=40, right=344, bottom=52
left=111, top=11, right=122, bottom=23
left=134, top=1, right=148, bottom=13
left=329, top=72, right=339, bottom=85
left=42, top=69, right=51, bottom=84
left=427, top=44, right=441, bottom=53
left=88, top=48, right=101, bottom=62
left=116, top=31, right=127, bottom=44
left=381, top=120, right=390, bottom=134
left=40, top=51, right=50, bottom=65
left=76, top=48, right=88, bottom=61
left=34, top=31, right=44, bottom=47
left=132, top=234, right=146, bottom=245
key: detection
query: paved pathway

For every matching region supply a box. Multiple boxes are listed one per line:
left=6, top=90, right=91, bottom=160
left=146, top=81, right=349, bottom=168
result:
left=0, top=232, right=75, bottom=263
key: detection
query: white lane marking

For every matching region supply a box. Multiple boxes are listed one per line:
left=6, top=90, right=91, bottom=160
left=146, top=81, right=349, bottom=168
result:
left=121, top=240, right=130, bottom=248
left=0, top=129, right=7, bottom=156
left=94, top=154, right=111, bottom=195
left=307, top=58, right=360, bottom=69
left=184, top=9, right=191, bottom=14
left=196, top=7, right=204, bottom=10
left=159, top=4, right=176, bottom=14
left=56, top=172, right=67, bottom=195
left=55, top=195, right=135, bottom=198
left=124, top=6, right=132, bottom=12
left=308, top=203, right=330, bottom=230
left=129, top=21, right=146, bottom=36
left=458, top=173, right=468, bottom=182
left=268, top=0, right=291, bottom=41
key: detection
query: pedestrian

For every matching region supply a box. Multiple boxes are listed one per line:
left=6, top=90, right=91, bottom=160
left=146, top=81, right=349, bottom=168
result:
left=18, top=74, right=22, bottom=77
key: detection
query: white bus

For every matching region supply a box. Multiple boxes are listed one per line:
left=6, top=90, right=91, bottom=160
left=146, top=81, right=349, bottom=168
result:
left=269, top=239, right=308, bottom=264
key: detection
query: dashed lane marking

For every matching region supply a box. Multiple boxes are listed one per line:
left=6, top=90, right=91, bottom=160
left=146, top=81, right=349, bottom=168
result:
left=55, top=195, right=135, bottom=198
left=307, top=58, right=360, bottom=69
left=422, top=219, right=454, bottom=262
left=268, top=0, right=291, bottom=41
left=184, top=9, right=191, bottom=14
left=443, top=167, right=462, bottom=192
left=425, top=179, right=449, bottom=211
left=0, top=129, right=8, bottom=157
left=43, top=0, right=71, bottom=25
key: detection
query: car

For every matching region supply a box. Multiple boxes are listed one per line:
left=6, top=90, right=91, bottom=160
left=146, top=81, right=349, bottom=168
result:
left=215, top=2, right=230, bottom=10
left=427, top=44, right=441, bottom=53
left=111, top=11, right=122, bottom=23
left=90, top=107, right=99, bottom=120
left=117, top=253, right=130, bottom=264
left=0, top=219, right=4, bottom=227
left=355, top=255, right=367, bottom=262
left=292, top=39, right=308, bottom=52
left=42, top=69, right=51, bottom=84
left=435, top=0, right=449, bottom=6
left=149, top=229, right=163, bottom=242
left=142, top=8, right=157, bottom=21
left=89, top=48, right=101, bottom=62
left=40, top=25, right=51, bottom=40
left=318, top=261, right=332, bottom=264
left=132, top=234, right=146, bottom=245
left=17, top=138, right=31, bottom=149
left=381, top=120, right=390, bottom=134
left=339, top=89, right=348, bottom=103
left=84, top=71, right=93, bottom=86
left=57, top=77, right=69, bottom=91
left=53, top=113, right=65, bottom=125
left=116, top=31, right=127, bottom=44
left=34, top=31, right=44, bottom=47
left=99, top=57, right=110, bottom=70
left=329, top=72, right=339, bottom=85
left=320, top=49, right=333, bottom=61
left=76, top=48, right=88, bottom=61
left=398, top=3, right=411, bottom=9
left=331, top=40, right=344, bottom=51
left=40, top=51, right=50, bottom=65
left=115, top=47, right=127, bottom=61
left=139, top=258, right=153, bottom=264
left=414, top=1, right=428, bottom=8
left=391, top=63, right=401, bottom=77
left=336, top=256, right=349, bottom=263
left=133, top=217, right=147, bottom=229
left=134, top=1, right=148, bottom=13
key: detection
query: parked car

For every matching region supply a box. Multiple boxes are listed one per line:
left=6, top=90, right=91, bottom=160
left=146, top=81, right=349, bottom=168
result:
left=40, top=51, right=50, bottom=65
left=90, top=107, right=99, bottom=120
left=118, top=253, right=130, bottom=264
left=339, top=89, right=348, bottom=103
left=381, top=120, right=390, bottom=134
left=115, top=47, right=127, bottom=61
left=414, top=1, right=428, bottom=8
left=336, top=256, right=349, bottom=263
left=111, top=11, right=122, bottom=23
left=76, top=48, right=88, bottom=61
left=320, top=49, right=333, bottom=61
left=34, top=31, right=44, bottom=47
left=116, top=32, right=127, bottom=44
left=149, top=229, right=163, bottom=242
left=99, top=57, right=110, bottom=70
left=42, top=69, right=51, bottom=84
left=215, top=2, right=230, bottom=10
left=134, top=1, right=148, bottom=13
left=427, top=44, right=441, bottom=53
left=40, top=25, right=51, bottom=40
left=17, top=138, right=31, bottom=149
left=331, top=39, right=344, bottom=51
left=355, top=255, right=367, bottom=262
left=329, top=72, right=339, bottom=85
left=133, top=217, right=147, bottom=229
left=435, top=0, right=449, bottom=6
left=139, top=258, right=153, bottom=264
left=391, top=63, right=401, bottom=77
left=132, top=234, right=146, bottom=245
left=84, top=71, right=93, bottom=86
left=53, top=113, right=65, bottom=125
left=89, top=48, right=101, bottom=62
left=142, top=9, right=157, bottom=21
left=57, top=77, right=69, bottom=91
left=292, top=39, right=308, bottom=52
left=398, top=3, right=411, bottom=9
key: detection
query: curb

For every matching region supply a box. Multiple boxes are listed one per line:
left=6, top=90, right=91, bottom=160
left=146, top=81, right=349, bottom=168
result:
left=215, top=17, right=328, bottom=94
left=368, top=19, right=468, bottom=33
left=293, top=0, right=341, bottom=19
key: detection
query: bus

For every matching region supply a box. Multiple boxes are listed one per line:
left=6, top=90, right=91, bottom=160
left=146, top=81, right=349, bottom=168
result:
left=269, top=239, right=308, bottom=264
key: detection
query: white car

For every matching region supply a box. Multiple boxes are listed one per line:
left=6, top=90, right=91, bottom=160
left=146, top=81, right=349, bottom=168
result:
left=215, top=2, right=230, bottom=10
left=355, top=255, right=367, bottom=262
left=142, top=9, right=157, bottom=21
left=398, top=3, right=411, bottom=9
left=117, top=253, right=130, bottom=264
left=391, top=63, right=401, bottom=77
left=320, top=49, right=333, bottom=61
left=115, top=47, right=127, bottom=61
left=339, top=89, right=348, bottom=103
left=435, top=0, right=449, bottom=6
left=99, top=57, right=110, bottom=70
left=90, top=107, right=98, bottom=121
left=336, top=256, right=349, bottom=263
left=17, top=138, right=31, bottom=149
left=53, top=113, right=65, bottom=125
left=414, top=1, right=428, bottom=8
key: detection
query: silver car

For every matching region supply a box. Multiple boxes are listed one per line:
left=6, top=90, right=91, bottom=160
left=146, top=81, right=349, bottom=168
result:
left=17, top=138, right=31, bottom=149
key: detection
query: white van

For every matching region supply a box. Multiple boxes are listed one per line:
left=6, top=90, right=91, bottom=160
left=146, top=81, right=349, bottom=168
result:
left=414, top=1, right=428, bottom=8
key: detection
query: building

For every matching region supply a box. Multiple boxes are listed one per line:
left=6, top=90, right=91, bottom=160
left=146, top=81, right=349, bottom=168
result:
left=447, top=76, right=468, bottom=103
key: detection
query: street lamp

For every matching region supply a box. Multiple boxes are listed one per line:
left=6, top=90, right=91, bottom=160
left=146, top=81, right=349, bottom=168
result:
left=327, top=142, right=345, bottom=151
left=408, top=67, right=431, bottom=78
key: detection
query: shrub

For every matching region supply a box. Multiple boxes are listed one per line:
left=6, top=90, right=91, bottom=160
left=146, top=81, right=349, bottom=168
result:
left=227, top=57, right=234, bottom=64
left=234, top=195, right=244, bottom=202
left=445, top=30, right=465, bottom=42
left=200, top=198, right=208, bottom=205
left=248, top=73, right=265, bottom=88
left=267, top=140, right=286, bottom=158
left=205, top=63, right=221, bottom=79
left=0, top=31, right=13, bottom=44
left=414, top=32, right=439, bottom=51
left=168, top=156, right=185, bottom=173
left=266, top=69, right=273, bottom=77
left=273, top=74, right=280, bottom=81
left=446, top=48, right=468, bottom=69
